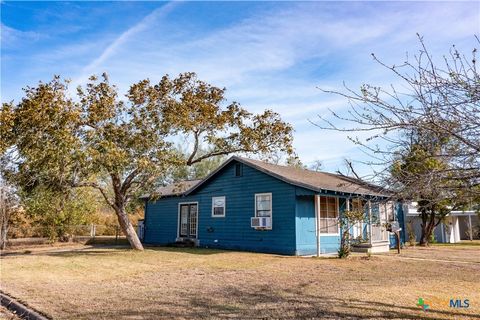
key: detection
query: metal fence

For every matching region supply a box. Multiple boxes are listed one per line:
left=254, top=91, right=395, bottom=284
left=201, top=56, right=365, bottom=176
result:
left=7, top=224, right=142, bottom=240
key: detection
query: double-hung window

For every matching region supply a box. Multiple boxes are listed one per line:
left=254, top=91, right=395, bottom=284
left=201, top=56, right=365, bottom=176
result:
left=319, top=196, right=339, bottom=234
left=212, top=196, right=226, bottom=217
left=255, top=193, right=272, bottom=218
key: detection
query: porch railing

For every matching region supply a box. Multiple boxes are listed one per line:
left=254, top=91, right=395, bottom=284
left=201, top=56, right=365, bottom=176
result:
left=371, top=224, right=389, bottom=242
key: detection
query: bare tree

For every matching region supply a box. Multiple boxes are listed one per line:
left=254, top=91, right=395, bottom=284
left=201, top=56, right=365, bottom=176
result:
left=317, top=34, right=479, bottom=190
left=316, top=35, right=480, bottom=245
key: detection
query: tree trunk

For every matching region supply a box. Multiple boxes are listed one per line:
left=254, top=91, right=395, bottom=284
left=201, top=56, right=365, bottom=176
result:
left=115, top=206, right=144, bottom=250
left=0, top=190, right=9, bottom=251
left=419, top=210, right=436, bottom=246
left=0, top=216, right=8, bottom=251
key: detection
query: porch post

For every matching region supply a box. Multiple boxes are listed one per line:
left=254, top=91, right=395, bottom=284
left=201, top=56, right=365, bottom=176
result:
left=469, top=214, right=473, bottom=241
left=315, top=195, right=321, bottom=257
left=345, top=197, right=350, bottom=238
left=368, top=200, right=372, bottom=245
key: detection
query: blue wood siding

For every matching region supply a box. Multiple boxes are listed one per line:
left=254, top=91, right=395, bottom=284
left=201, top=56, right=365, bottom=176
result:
left=144, top=161, right=297, bottom=255
left=294, top=193, right=345, bottom=255
left=143, top=159, right=400, bottom=255
left=144, top=195, right=199, bottom=244
left=295, top=195, right=316, bottom=255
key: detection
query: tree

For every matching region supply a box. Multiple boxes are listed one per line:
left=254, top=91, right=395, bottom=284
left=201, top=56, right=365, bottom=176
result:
left=22, top=186, right=101, bottom=241
left=316, top=36, right=479, bottom=246
left=389, top=128, right=465, bottom=245
left=0, top=184, right=19, bottom=250
left=317, top=35, right=480, bottom=194
left=0, top=177, right=21, bottom=250
left=2, top=72, right=294, bottom=250
left=168, top=145, right=226, bottom=182
left=285, top=155, right=306, bottom=169
left=128, top=72, right=294, bottom=165
left=309, top=160, right=323, bottom=172
left=338, top=208, right=365, bottom=258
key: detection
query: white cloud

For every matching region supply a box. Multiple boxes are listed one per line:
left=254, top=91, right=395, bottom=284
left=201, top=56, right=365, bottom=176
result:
left=71, top=2, right=180, bottom=88
left=1, top=23, right=41, bottom=48
left=4, top=1, right=477, bottom=176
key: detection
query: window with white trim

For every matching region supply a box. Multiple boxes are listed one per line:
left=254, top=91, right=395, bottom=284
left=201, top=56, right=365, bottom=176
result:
left=255, top=193, right=272, bottom=218
left=212, top=196, right=226, bottom=217
left=319, top=196, right=339, bottom=234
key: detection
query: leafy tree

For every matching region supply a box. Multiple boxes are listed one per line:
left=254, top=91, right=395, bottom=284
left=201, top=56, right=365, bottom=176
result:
left=0, top=103, right=15, bottom=156
left=389, top=128, right=470, bottom=245
left=169, top=145, right=226, bottom=182
left=285, top=155, right=306, bottom=169
left=2, top=72, right=293, bottom=250
left=22, top=187, right=100, bottom=241
left=129, top=72, right=294, bottom=164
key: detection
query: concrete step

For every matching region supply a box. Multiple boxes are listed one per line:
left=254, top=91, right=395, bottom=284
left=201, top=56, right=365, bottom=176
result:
left=351, top=241, right=390, bottom=253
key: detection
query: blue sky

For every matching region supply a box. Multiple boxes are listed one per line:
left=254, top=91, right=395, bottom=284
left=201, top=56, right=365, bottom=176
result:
left=1, top=1, right=479, bottom=175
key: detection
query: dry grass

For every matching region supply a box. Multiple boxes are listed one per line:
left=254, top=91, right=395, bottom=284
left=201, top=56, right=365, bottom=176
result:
left=386, top=241, right=480, bottom=263
left=0, top=306, right=21, bottom=320
left=1, top=244, right=479, bottom=319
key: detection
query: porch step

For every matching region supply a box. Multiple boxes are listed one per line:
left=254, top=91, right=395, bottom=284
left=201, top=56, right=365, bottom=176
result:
left=351, top=241, right=390, bottom=254
left=170, top=239, right=196, bottom=247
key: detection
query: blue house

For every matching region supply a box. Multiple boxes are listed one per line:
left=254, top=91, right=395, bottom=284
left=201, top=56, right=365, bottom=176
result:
left=142, top=156, right=403, bottom=255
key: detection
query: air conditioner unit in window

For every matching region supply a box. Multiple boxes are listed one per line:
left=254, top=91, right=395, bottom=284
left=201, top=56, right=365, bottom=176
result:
left=251, top=217, right=272, bottom=229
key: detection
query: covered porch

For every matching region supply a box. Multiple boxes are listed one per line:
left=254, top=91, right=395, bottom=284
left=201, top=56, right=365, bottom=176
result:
left=348, top=199, right=394, bottom=253
left=311, top=194, right=395, bottom=255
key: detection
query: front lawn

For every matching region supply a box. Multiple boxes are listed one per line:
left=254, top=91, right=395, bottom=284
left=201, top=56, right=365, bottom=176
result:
left=1, top=244, right=479, bottom=319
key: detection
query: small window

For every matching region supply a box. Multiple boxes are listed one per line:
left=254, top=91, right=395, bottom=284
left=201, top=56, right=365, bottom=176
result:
left=255, top=193, right=272, bottom=218
left=212, top=196, right=226, bottom=217
left=234, top=163, right=242, bottom=177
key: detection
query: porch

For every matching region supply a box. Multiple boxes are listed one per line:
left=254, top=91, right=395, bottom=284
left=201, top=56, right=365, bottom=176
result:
left=310, top=194, right=395, bottom=255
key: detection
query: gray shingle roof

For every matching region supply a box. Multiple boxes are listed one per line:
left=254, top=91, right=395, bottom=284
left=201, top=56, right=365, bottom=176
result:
left=141, top=179, right=201, bottom=198
left=142, top=156, right=388, bottom=199
left=235, top=157, right=388, bottom=197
